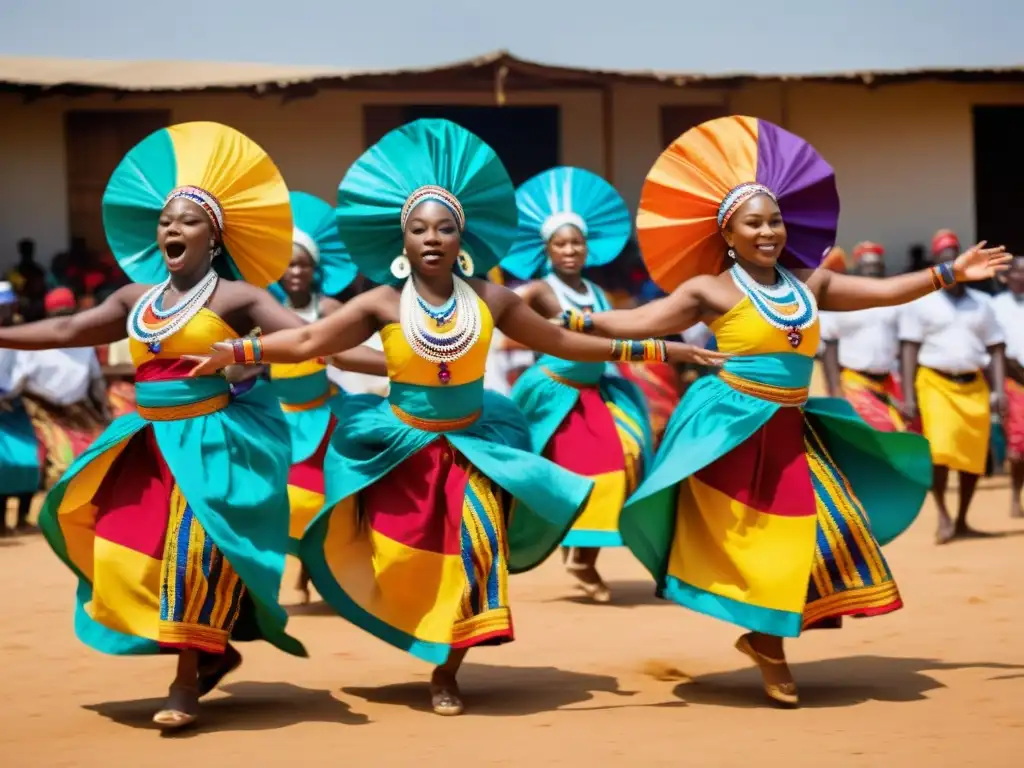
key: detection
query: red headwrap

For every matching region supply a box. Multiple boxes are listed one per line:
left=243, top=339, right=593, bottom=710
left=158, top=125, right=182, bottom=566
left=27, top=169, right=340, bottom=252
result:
left=931, top=229, right=960, bottom=256
left=852, top=241, right=885, bottom=263
left=44, top=287, right=76, bottom=314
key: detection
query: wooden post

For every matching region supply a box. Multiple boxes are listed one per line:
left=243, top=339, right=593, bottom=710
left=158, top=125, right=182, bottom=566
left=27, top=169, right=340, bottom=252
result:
left=602, top=83, right=614, bottom=183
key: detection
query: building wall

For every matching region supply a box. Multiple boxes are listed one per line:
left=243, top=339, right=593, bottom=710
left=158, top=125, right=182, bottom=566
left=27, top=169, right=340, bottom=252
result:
left=1, top=80, right=1023, bottom=271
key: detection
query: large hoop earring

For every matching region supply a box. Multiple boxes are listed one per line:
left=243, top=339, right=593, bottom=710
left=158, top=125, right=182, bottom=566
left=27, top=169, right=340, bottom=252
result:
left=457, top=249, right=475, bottom=277
left=390, top=252, right=411, bottom=280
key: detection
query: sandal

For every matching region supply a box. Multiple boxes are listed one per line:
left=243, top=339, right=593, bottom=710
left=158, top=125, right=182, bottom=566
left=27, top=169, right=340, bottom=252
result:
left=430, top=676, right=465, bottom=716
left=735, top=633, right=799, bottom=707
left=153, top=684, right=200, bottom=730
left=564, top=559, right=611, bottom=603
left=198, top=645, right=242, bottom=697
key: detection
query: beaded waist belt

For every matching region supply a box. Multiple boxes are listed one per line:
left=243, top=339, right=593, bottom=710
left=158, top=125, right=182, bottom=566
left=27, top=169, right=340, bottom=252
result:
left=390, top=404, right=481, bottom=432
left=719, top=369, right=809, bottom=407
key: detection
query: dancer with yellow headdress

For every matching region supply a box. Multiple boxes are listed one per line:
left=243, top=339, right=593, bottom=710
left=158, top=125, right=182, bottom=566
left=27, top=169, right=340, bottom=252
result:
left=555, top=116, right=1007, bottom=706
left=0, top=122, right=367, bottom=730
left=186, top=118, right=717, bottom=716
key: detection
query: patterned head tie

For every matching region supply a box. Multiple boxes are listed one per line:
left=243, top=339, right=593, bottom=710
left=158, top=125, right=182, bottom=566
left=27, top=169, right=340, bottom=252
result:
left=165, top=185, right=225, bottom=241
left=716, top=183, right=778, bottom=231
left=401, top=185, right=466, bottom=232
left=540, top=211, right=588, bottom=242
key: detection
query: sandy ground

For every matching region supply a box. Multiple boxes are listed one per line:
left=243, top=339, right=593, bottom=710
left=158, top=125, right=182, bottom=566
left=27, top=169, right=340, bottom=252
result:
left=2, top=480, right=1023, bottom=768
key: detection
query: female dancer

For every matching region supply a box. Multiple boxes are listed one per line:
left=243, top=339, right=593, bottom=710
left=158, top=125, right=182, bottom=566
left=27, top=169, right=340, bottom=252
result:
left=557, top=116, right=1007, bottom=706
left=270, top=190, right=383, bottom=601
left=187, top=119, right=720, bottom=716
left=0, top=122, right=373, bottom=730
left=502, top=167, right=652, bottom=602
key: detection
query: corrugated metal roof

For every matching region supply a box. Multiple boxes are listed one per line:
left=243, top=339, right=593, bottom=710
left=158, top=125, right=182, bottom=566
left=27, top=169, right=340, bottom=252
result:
left=1, top=51, right=1021, bottom=93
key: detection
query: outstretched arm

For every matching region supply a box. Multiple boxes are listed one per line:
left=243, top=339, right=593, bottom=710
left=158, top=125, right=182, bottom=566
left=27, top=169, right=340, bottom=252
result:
left=0, top=285, right=139, bottom=350
left=488, top=283, right=727, bottom=366
left=811, top=243, right=1009, bottom=312
left=583, top=277, right=711, bottom=339
left=186, top=287, right=385, bottom=375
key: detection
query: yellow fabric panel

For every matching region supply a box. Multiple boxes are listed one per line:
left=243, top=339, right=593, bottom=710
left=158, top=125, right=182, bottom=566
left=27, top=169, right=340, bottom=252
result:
left=167, top=122, right=292, bottom=287
left=287, top=484, right=325, bottom=541
left=570, top=470, right=626, bottom=534
left=916, top=366, right=990, bottom=474
left=323, top=496, right=467, bottom=643
left=88, top=538, right=162, bottom=640
left=271, top=359, right=328, bottom=380
left=129, top=308, right=239, bottom=367
left=379, top=296, right=493, bottom=386
left=667, top=474, right=818, bottom=614
left=710, top=296, right=820, bottom=358
left=57, top=439, right=133, bottom=581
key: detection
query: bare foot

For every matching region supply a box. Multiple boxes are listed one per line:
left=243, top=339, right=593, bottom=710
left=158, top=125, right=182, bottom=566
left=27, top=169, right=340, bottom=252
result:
left=429, top=669, right=464, bottom=716
left=1010, top=502, right=1024, bottom=519
left=935, top=516, right=956, bottom=545
left=153, top=685, right=200, bottom=730
left=569, top=564, right=611, bottom=603
left=952, top=523, right=999, bottom=540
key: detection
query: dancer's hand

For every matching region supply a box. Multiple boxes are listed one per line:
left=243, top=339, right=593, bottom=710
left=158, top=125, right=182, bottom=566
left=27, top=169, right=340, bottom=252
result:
left=664, top=341, right=731, bottom=367
left=953, top=242, right=1011, bottom=283
left=992, top=390, right=1009, bottom=423
left=183, top=341, right=235, bottom=377
left=897, top=399, right=918, bottom=424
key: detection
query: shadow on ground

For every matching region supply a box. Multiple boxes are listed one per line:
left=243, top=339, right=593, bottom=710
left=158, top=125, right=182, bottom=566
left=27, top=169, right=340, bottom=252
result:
left=673, top=655, right=1024, bottom=709
left=85, top=681, right=370, bottom=736
left=343, top=662, right=651, bottom=716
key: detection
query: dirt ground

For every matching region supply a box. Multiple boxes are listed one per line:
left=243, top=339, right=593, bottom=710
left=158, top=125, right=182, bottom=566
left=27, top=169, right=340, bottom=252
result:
left=2, top=479, right=1022, bottom=768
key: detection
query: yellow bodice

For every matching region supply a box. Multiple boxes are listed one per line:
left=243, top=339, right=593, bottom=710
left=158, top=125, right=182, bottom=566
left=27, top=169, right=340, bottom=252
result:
left=709, top=296, right=820, bottom=358
left=380, top=295, right=494, bottom=387
left=128, top=308, right=239, bottom=368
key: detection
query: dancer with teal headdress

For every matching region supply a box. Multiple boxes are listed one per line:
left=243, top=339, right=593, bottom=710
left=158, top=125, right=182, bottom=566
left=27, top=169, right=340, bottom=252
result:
left=503, top=167, right=673, bottom=601
left=269, top=190, right=385, bottom=602
left=556, top=115, right=1008, bottom=707
left=187, top=118, right=715, bottom=716
left=0, top=121, right=400, bottom=730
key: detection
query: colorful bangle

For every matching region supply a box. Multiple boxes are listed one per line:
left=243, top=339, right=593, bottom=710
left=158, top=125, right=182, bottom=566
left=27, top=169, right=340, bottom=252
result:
left=609, top=339, right=667, bottom=363
left=231, top=337, right=263, bottom=364
left=560, top=309, right=593, bottom=334
left=930, top=261, right=957, bottom=290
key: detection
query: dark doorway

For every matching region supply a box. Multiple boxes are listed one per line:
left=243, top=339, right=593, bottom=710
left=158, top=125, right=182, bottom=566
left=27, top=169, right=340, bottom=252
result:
left=363, top=105, right=560, bottom=187
left=973, top=106, right=1024, bottom=256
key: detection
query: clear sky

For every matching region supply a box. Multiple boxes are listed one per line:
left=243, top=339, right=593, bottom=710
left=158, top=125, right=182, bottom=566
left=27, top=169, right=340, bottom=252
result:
left=2, top=0, right=1021, bottom=74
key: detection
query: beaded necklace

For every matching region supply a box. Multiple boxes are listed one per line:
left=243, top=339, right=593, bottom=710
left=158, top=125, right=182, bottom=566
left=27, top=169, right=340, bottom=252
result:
left=400, top=274, right=482, bottom=384
left=729, top=263, right=816, bottom=348
left=545, top=273, right=598, bottom=312
left=127, top=270, right=219, bottom=353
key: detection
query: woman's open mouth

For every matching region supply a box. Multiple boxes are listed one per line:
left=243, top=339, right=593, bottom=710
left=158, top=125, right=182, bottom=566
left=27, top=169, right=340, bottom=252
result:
left=421, top=251, right=444, bottom=266
left=164, top=241, right=187, bottom=267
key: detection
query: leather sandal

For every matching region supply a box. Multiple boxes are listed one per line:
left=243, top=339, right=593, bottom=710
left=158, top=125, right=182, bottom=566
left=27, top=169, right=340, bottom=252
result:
left=735, top=633, right=799, bottom=707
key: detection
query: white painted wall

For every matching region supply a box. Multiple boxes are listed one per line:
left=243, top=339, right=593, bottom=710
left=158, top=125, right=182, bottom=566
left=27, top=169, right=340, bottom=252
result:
left=1, top=80, right=1023, bottom=273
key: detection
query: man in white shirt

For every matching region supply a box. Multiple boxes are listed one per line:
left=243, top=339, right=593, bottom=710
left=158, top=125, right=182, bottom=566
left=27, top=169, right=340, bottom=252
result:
left=822, top=241, right=908, bottom=431
left=990, top=256, right=1024, bottom=518
left=899, top=231, right=1007, bottom=543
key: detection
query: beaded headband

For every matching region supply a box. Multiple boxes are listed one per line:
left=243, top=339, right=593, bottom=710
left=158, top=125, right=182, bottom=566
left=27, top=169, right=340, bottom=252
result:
left=292, top=227, right=321, bottom=263
left=165, top=185, right=225, bottom=241
left=401, top=185, right=466, bottom=232
left=717, top=183, right=777, bottom=231
left=540, top=211, right=588, bottom=243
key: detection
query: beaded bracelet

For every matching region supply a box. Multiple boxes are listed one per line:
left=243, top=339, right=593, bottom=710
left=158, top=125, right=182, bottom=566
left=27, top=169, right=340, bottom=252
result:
left=610, top=339, right=667, bottom=363
left=560, top=308, right=594, bottom=333
left=231, top=337, right=264, bottom=364
left=929, top=261, right=957, bottom=290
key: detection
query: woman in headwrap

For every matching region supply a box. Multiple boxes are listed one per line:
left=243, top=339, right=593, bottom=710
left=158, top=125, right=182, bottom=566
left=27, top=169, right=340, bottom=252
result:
left=0, top=122, right=380, bottom=730
left=502, top=167, right=658, bottom=602
left=555, top=116, right=1007, bottom=706
left=269, top=191, right=384, bottom=602
left=187, top=119, right=721, bottom=716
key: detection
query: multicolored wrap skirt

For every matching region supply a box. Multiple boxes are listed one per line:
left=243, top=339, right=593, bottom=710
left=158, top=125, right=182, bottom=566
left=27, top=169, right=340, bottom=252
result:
left=299, top=379, right=593, bottom=664
left=511, top=355, right=651, bottom=548
left=37, top=364, right=305, bottom=658
left=621, top=352, right=933, bottom=638
left=0, top=399, right=42, bottom=495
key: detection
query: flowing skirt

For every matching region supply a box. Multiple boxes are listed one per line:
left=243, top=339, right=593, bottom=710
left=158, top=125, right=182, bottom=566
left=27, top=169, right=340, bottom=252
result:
left=23, top=396, right=105, bottom=488
left=840, top=370, right=908, bottom=433
left=916, top=367, right=989, bottom=475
